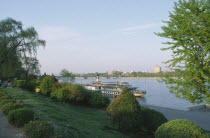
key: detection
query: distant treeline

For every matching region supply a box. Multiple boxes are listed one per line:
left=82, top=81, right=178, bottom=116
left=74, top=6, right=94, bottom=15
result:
left=74, top=71, right=181, bottom=78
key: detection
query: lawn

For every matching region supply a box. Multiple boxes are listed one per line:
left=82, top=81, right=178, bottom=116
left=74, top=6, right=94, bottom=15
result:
left=3, top=88, right=124, bottom=138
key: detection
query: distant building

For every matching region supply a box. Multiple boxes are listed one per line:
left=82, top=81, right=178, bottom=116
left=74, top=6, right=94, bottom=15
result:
left=123, top=72, right=130, bottom=76
left=111, top=70, right=122, bottom=74
left=154, top=66, right=161, bottom=73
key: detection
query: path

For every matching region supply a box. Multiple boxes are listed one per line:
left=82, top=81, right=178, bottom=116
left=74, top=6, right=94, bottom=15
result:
left=0, top=110, right=22, bottom=138
left=143, top=104, right=210, bottom=131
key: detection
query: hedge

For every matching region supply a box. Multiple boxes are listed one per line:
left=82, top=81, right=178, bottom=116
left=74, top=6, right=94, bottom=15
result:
left=2, top=103, right=23, bottom=115
left=23, top=121, right=55, bottom=138
left=155, top=119, right=209, bottom=138
left=8, top=108, right=34, bottom=127
left=141, top=107, right=168, bottom=133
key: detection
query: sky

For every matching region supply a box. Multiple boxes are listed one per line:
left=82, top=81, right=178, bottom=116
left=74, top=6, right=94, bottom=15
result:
left=0, top=0, right=177, bottom=74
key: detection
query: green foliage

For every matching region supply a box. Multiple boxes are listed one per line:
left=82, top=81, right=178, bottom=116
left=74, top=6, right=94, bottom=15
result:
left=89, top=91, right=110, bottom=107
left=112, top=72, right=122, bottom=77
left=0, top=95, right=14, bottom=100
left=0, top=18, right=45, bottom=78
left=68, top=84, right=90, bottom=104
left=51, top=83, right=109, bottom=107
left=107, top=87, right=143, bottom=132
left=8, top=108, right=34, bottom=127
left=2, top=103, right=23, bottom=115
left=156, top=0, right=210, bottom=103
left=0, top=90, right=7, bottom=97
left=155, top=119, right=209, bottom=138
left=3, top=87, right=123, bottom=138
left=12, top=80, right=26, bottom=88
left=60, top=69, right=75, bottom=79
left=0, top=99, right=16, bottom=106
left=51, top=87, right=70, bottom=102
left=141, top=107, right=168, bottom=133
left=23, top=121, right=55, bottom=138
left=40, top=75, right=58, bottom=96
left=23, top=79, right=41, bottom=91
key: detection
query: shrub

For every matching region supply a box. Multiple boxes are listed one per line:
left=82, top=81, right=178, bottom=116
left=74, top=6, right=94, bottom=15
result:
left=107, top=87, right=143, bottom=132
left=8, top=108, right=34, bottom=127
left=89, top=91, right=110, bottom=107
left=23, top=121, right=55, bottom=138
left=2, top=103, right=23, bottom=115
left=0, top=95, right=13, bottom=100
left=51, top=87, right=70, bottom=102
left=0, top=99, right=16, bottom=106
left=0, top=90, right=7, bottom=97
left=68, top=84, right=90, bottom=104
left=12, top=80, right=26, bottom=88
left=23, top=79, right=41, bottom=91
left=141, top=107, right=168, bottom=133
left=155, top=119, right=209, bottom=138
left=39, top=75, right=58, bottom=96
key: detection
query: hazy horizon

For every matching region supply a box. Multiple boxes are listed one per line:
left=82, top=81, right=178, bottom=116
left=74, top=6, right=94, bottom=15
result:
left=1, top=0, right=177, bottom=74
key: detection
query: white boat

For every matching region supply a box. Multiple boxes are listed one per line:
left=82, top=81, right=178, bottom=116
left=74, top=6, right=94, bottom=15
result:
left=84, top=77, right=146, bottom=97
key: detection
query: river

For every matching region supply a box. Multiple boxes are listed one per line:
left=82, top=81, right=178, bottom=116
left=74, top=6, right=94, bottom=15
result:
left=61, top=78, right=202, bottom=111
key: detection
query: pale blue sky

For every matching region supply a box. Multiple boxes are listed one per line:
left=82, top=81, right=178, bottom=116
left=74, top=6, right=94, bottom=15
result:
left=0, top=0, right=177, bottom=74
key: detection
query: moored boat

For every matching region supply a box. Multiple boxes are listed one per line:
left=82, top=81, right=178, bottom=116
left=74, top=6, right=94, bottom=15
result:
left=84, top=76, right=146, bottom=97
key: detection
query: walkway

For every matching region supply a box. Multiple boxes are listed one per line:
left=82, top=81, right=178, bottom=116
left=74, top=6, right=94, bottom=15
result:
left=0, top=110, right=22, bottom=138
left=143, top=104, right=210, bottom=131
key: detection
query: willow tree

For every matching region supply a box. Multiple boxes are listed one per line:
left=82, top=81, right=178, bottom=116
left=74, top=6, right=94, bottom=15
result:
left=156, top=0, right=210, bottom=104
left=0, top=18, right=45, bottom=78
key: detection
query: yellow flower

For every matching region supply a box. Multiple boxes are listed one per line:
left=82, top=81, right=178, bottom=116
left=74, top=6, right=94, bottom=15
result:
left=35, top=88, right=40, bottom=93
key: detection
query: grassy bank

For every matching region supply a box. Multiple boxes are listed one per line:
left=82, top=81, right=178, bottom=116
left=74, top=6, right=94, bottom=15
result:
left=2, top=88, right=123, bottom=138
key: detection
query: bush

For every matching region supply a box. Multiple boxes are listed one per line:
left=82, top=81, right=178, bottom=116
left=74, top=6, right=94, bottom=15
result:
left=12, top=80, right=26, bottom=88
left=8, top=108, right=34, bottom=127
left=107, top=87, right=143, bottom=132
left=2, top=103, right=23, bottom=115
left=23, top=121, right=55, bottom=138
left=89, top=91, right=110, bottom=107
left=155, top=119, right=209, bottom=138
left=0, top=99, right=16, bottom=106
left=141, top=107, right=168, bottom=133
left=0, top=90, right=7, bottom=97
left=0, top=95, right=13, bottom=100
left=68, top=84, right=90, bottom=104
left=51, top=87, right=70, bottom=102
left=23, top=79, right=41, bottom=91
left=39, top=75, right=58, bottom=96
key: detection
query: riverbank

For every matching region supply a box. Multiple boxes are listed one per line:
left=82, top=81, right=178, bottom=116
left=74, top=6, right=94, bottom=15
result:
left=2, top=88, right=123, bottom=138
left=143, top=104, right=210, bottom=131
left=75, top=77, right=178, bottom=79
left=1, top=87, right=209, bottom=137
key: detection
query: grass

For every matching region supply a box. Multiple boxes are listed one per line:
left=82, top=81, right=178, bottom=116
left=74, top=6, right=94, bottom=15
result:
left=2, top=88, right=124, bottom=138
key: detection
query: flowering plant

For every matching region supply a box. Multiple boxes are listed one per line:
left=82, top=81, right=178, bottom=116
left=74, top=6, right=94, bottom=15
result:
left=35, top=87, right=40, bottom=93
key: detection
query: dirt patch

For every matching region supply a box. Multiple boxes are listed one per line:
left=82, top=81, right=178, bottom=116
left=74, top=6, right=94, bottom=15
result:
left=0, top=110, right=22, bottom=138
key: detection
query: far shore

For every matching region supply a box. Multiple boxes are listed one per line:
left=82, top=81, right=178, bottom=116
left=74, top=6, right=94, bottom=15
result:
left=75, top=77, right=178, bottom=79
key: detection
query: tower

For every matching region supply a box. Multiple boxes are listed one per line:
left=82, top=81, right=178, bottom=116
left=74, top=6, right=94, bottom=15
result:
left=154, top=66, right=161, bottom=73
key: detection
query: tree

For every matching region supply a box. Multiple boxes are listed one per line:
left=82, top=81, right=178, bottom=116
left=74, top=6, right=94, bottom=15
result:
left=156, top=0, right=210, bottom=103
left=23, top=57, right=41, bottom=76
left=0, top=18, right=45, bottom=78
left=107, top=87, right=143, bottom=132
left=60, top=69, right=75, bottom=82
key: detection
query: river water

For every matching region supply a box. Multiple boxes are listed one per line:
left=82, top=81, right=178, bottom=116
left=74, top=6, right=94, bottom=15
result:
left=72, top=78, right=202, bottom=111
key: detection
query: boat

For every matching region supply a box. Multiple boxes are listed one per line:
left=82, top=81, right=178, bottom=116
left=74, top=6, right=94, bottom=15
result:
left=84, top=76, right=146, bottom=97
